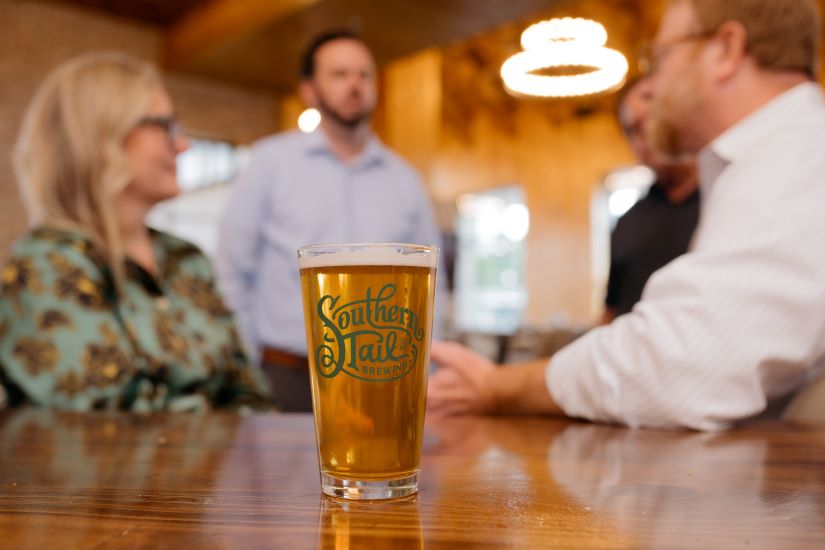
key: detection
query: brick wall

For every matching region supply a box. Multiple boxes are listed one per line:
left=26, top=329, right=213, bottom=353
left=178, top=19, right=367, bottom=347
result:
left=0, top=0, right=281, bottom=254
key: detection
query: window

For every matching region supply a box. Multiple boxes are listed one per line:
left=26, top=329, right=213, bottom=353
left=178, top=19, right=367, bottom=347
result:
left=453, top=185, right=529, bottom=335
left=603, top=164, right=654, bottom=229
left=147, top=139, right=249, bottom=256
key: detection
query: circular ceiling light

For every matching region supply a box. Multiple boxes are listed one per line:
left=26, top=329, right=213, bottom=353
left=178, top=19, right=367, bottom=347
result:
left=501, top=17, right=628, bottom=99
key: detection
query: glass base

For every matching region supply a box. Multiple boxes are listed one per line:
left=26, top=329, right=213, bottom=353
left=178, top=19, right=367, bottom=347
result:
left=321, top=472, right=419, bottom=500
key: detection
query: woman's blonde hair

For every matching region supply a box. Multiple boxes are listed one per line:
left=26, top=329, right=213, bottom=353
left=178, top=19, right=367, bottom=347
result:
left=13, top=51, right=161, bottom=286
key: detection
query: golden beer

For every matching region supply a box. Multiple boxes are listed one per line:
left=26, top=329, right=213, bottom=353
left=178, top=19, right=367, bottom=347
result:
left=299, top=244, right=437, bottom=500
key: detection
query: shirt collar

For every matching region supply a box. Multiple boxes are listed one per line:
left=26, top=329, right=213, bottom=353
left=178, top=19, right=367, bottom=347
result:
left=698, top=82, right=824, bottom=191
left=303, top=128, right=386, bottom=168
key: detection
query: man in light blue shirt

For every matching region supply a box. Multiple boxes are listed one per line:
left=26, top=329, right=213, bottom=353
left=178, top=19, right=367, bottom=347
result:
left=216, top=30, right=443, bottom=411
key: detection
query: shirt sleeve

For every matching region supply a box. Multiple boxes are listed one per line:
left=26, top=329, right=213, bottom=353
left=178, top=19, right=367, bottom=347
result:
left=548, top=158, right=825, bottom=431
left=215, top=145, right=271, bottom=357
left=0, top=245, right=134, bottom=410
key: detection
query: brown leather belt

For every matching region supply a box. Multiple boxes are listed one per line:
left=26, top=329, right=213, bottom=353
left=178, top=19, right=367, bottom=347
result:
left=260, top=347, right=309, bottom=370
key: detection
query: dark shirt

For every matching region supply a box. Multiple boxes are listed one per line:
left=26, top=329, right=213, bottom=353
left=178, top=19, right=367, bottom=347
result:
left=605, top=184, right=700, bottom=317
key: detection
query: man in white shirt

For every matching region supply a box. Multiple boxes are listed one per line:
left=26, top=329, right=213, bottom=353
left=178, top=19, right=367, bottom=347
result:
left=427, top=0, right=825, bottom=431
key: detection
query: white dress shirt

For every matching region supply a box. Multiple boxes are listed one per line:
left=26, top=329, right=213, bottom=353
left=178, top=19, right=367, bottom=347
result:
left=548, top=82, right=825, bottom=431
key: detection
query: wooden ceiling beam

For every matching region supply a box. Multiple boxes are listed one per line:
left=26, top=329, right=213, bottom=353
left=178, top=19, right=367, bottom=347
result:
left=163, top=0, right=320, bottom=70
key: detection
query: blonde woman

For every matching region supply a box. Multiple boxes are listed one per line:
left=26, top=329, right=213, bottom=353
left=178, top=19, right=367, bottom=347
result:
left=0, top=52, right=269, bottom=411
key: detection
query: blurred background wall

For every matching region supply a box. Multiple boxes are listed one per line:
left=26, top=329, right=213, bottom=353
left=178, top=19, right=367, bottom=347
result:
left=2, top=0, right=824, bottom=336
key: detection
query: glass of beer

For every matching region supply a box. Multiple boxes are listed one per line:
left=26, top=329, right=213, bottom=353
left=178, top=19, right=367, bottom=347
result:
left=298, top=243, right=438, bottom=500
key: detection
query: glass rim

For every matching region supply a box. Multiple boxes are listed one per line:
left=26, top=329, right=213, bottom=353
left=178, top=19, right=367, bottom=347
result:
left=297, top=242, right=439, bottom=257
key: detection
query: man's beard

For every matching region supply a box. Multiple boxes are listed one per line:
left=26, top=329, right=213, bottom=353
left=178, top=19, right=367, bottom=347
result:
left=648, top=77, right=701, bottom=162
left=648, top=114, right=686, bottom=161
left=317, top=93, right=372, bottom=129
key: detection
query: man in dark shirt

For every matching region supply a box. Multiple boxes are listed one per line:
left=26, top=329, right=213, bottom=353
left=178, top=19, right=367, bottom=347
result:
left=602, top=77, right=700, bottom=323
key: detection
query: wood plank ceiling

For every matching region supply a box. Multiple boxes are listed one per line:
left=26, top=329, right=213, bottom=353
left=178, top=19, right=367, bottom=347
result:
left=47, top=0, right=211, bottom=26
left=44, top=0, right=569, bottom=92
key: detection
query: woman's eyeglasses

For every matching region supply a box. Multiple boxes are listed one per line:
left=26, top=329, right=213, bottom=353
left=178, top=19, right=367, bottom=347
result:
left=135, top=115, right=187, bottom=141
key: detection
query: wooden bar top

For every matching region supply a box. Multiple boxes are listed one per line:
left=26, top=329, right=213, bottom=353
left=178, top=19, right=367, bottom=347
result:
left=0, top=410, right=823, bottom=548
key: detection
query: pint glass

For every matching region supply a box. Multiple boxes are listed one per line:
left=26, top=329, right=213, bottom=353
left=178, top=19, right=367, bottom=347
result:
left=298, top=243, right=438, bottom=500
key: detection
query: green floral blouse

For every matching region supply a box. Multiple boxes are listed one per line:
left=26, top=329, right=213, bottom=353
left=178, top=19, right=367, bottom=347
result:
left=0, top=227, right=270, bottom=411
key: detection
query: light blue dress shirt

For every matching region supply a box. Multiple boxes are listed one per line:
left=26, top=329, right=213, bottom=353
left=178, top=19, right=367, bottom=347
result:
left=216, top=129, right=443, bottom=358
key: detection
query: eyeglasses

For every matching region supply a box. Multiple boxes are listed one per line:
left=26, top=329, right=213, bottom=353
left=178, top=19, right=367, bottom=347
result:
left=639, top=29, right=716, bottom=75
left=135, top=115, right=187, bottom=142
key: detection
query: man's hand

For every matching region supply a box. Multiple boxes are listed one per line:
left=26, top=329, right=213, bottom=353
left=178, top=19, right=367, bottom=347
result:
left=427, top=340, right=565, bottom=418
left=427, top=341, right=498, bottom=416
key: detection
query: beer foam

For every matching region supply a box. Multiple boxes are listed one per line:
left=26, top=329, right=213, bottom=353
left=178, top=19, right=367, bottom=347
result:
left=299, top=244, right=438, bottom=269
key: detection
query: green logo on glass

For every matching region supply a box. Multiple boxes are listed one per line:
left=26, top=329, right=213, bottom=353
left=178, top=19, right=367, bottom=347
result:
left=315, top=284, right=425, bottom=382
